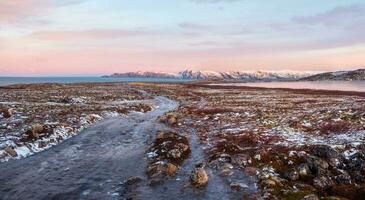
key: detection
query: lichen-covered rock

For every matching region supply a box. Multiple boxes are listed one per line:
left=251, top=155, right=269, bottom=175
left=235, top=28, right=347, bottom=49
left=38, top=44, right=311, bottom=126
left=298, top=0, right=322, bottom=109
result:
left=150, top=131, right=190, bottom=163
left=190, top=164, right=208, bottom=187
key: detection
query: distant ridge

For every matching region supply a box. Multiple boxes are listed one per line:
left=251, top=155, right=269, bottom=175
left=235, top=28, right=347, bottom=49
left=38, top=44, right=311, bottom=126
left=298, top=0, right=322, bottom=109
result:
left=103, top=70, right=313, bottom=81
left=301, top=68, right=365, bottom=81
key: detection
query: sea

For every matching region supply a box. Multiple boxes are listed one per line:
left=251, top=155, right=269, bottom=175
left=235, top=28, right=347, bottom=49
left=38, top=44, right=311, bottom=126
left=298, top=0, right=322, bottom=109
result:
left=0, top=77, right=190, bottom=86
left=1, top=77, right=365, bottom=92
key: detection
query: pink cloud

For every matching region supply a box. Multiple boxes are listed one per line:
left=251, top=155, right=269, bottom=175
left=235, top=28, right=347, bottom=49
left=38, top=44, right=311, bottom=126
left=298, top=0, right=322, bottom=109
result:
left=29, top=29, right=156, bottom=40
left=1, top=44, right=364, bottom=76
left=0, top=0, right=83, bottom=23
left=0, top=1, right=45, bottom=22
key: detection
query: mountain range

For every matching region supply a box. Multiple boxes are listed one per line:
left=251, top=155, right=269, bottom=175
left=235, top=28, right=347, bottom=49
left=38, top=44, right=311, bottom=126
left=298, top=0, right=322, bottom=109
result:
left=104, top=69, right=365, bottom=81
left=104, top=70, right=312, bottom=81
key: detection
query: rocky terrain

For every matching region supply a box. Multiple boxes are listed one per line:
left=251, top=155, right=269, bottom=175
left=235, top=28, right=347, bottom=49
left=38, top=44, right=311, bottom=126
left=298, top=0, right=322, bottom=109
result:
left=0, top=83, right=153, bottom=161
left=1, top=81, right=365, bottom=199
left=139, top=82, right=365, bottom=199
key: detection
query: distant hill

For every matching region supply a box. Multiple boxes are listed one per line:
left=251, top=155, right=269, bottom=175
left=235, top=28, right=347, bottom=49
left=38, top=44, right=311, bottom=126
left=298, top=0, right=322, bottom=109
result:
left=103, top=70, right=312, bottom=81
left=301, top=69, right=365, bottom=81
left=103, top=71, right=178, bottom=79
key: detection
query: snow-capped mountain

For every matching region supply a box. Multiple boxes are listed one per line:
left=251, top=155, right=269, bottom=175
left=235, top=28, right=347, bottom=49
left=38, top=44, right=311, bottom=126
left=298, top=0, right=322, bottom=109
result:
left=104, top=70, right=313, bottom=81
left=301, top=69, right=365, bottom=81
left=178, top=70, right=311, bottom=80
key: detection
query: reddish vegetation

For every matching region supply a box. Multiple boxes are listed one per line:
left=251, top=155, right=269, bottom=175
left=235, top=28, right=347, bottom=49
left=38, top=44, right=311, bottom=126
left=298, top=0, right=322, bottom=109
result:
left=194, top=107, right=235, bottom=115
left=145, top=83, right=365, bottom=199
left=318, top=121, right=352, bottom=135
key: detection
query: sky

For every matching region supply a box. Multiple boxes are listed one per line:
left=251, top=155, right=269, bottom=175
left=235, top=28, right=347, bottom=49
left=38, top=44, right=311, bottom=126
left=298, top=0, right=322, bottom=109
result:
left=0, top=0, right=365, bottom=76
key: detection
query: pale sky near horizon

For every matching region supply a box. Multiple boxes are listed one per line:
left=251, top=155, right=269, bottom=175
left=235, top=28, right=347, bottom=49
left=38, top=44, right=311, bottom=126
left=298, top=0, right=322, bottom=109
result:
left=1, top=0, right=365, bottom=76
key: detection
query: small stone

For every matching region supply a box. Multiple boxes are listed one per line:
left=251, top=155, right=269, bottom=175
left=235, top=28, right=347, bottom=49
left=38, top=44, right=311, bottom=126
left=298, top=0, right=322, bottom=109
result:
left=124, top=176, right=142, bottom=185
left=1, top=108, right=13, bottom=118
left=147, top=162, right=166, bottom=177
left=148, top=178, right=163, bottom=186
left=27, top=124, right=45, bottom=139
left=230, top=182, right=248, bottom=191
left=285, top=168, right=299, bottom=181
left=298, top=163, right=310, bottom=177
left=302, top=194, right=319, bottom=200
left=4, top=146, right=17, bottom=157
left=313, top=176, right=334, bottom=190
left=219, top=163, right=234, bottom=176
left=218, top=153, right=232, bottom=163
left=32, top=124, right=45, bottom=133
left=166, top=163, right=178, bottom=176
left=168, top=116, right=177, bottom=125
left=244, top=167, right=257, bottom=176
left=156, top=132, right=166, bottom=140
left=261, top=179, right=276, bottom=188
left=190, top=166, right=208, bottom=187
left=335, top=172, right=352, bottom=184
